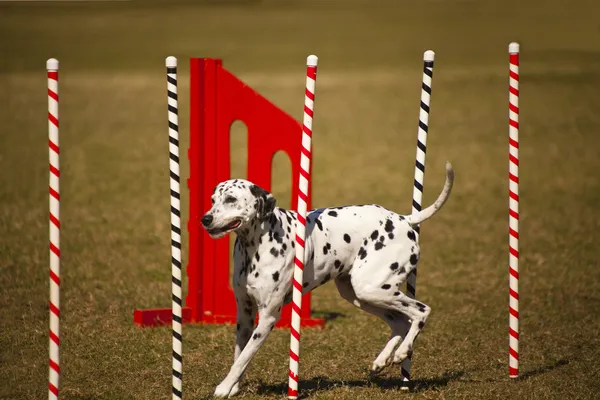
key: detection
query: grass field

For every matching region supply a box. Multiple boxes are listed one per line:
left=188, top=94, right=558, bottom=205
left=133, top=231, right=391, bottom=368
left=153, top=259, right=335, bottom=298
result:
left=2, top=0, right=600, bottom=399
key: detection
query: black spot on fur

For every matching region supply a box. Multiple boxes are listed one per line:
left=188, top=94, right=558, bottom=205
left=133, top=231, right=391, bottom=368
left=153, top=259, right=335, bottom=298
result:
left=379, top=235, right=385, bottom=242
left=363, top=239, right=368, bottom=246
left=375, top=242, right=384, bottom=250
left=291, top=241, right=295, bottom=248
left=410, top=253, right=419, bottom=265
left=334, top=260, right=342, bottom=269
left=418, top=321, right=425, bottom=329
left=399, top=266, right=406, bottom=274
left=358, top=247, right=367, bottom=260
left=282, top=243, right=287, bottom=251
left=280, top=249, right=285, bottom=257
left=255, top=272, right=259, bottom=278
left=321, top=273, right=331, bottom=284
left=401, top=301, right=409, bottom=308
left=371, top=230, right=379, bottom=240
left=385, top=219, right=395, bottom=233
left=390, top=262, right=399, bottom=270
left=315, top=218, right=323, bottom=231
left=270, top=247, right=279, bottom=257
left=381, top=284, right=391, bottom=290
left=272, top=271, right=280, bottom=282
left=323, top=245, right=328, bottom=255
left=286, top=215, right=292, bottom=224
left=326, top=242, right=331, bottom=249
left=344, top=234, right=351, bottom=243
left=388, top=233, right=394, bottom=239
left=253, top=333, right=262, bottom=340
left=328, top=210, right=338, bottom=217
left=255, top=253, right=260, bottom=262
left=394, top=292, right=401, bottom=296
left=407, top=230, right=416, bottom=242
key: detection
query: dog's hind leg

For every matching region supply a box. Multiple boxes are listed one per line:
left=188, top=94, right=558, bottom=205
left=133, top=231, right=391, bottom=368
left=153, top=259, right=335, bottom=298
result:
left=388, top=293, right=431, bottom=365
left=334, top=275, right=410, bottom=374
left=351, top=277, right=431, bottom=368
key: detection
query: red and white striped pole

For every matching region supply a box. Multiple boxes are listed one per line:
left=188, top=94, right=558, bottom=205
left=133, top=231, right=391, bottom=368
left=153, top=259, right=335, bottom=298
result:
left=288, top=54, right=318, bottom=400
left=47, top=58, right=60, bottom=400
left=508, top=42, right=520, bottom=379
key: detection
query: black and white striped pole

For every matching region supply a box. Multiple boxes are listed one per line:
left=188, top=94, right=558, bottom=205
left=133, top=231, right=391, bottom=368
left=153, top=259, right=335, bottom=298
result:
left=402, top=49, right=435, bottom=387
left=166, top=56, right=183, bottom=400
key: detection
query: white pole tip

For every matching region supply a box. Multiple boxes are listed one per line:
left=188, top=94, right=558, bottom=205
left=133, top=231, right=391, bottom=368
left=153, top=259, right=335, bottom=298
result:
left=307, top=55, right=318, bottom=66
left=423, top=50, right=435, bottom=61
left=509, top=42, right=520, bottom=54
left=166, top=56, right=177, bottom=68
left=46, top=58, right=59, bottom=70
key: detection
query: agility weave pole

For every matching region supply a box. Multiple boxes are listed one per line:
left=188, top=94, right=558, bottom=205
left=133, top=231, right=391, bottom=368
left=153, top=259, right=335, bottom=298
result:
left=288, top=55, right=318, bottom=400
left=47, top=58, right=61, bottom=400
left=401, top=50, right=435, bottom=386
left=508, top=42, right=520, bottom=379
left=166, top=56, right=184, bottom=399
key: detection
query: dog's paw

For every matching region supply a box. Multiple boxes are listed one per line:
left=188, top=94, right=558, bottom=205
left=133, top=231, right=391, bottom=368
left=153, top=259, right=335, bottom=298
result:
left=213, top=383, right=232, bottom=398
left=392, top=347, right=413, bottom=364
left=229, top=382, right=241, bottom=397
left=371, top=356, right=392, bottom=374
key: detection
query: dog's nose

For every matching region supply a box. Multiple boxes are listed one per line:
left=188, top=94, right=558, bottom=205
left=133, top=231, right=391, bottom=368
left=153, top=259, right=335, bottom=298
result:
left=201, top=214, right=213, bottom=227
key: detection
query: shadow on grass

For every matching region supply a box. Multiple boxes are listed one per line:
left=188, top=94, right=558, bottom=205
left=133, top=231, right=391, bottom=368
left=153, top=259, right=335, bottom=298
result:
left=255, top=370, right=465, bottom=397
left=517, top=358, right=570, bottom=380
left=462, top=358, right=570, bottom=384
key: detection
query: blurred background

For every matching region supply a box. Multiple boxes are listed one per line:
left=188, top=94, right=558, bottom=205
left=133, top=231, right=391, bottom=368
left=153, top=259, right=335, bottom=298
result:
left=1, top=1, right=599, bottom=399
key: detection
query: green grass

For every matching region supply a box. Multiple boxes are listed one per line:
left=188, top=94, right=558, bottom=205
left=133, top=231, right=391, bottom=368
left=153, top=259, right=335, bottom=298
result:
left=2, top=0, right=600, bottom=399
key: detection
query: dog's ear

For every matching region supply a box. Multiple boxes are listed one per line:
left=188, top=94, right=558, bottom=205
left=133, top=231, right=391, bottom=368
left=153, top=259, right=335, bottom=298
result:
left=250, top=184, right=276, bottom=221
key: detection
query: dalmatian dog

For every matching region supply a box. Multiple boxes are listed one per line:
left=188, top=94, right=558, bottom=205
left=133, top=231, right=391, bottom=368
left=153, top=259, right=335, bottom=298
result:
left=202, top=162, right=454, bottom=398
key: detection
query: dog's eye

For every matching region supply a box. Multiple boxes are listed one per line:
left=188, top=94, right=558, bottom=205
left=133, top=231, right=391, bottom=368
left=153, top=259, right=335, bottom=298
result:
left=224, top=196, right=237, bottom=204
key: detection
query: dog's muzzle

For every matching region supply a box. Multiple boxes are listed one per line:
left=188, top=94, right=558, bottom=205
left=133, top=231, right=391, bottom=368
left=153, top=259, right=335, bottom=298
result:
left=202, top=214, right=242, bottom=237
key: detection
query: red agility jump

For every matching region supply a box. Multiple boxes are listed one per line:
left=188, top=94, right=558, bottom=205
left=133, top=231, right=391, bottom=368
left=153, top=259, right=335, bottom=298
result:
left=134, top=58, right=325, bottom=329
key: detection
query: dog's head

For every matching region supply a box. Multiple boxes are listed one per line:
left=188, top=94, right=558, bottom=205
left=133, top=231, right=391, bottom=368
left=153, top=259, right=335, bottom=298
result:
left=201, top=179, right=276, bottom=239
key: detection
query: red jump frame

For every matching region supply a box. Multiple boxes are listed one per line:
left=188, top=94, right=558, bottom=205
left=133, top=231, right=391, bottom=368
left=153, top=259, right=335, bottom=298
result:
left=134, top=58, right=325, bottom=329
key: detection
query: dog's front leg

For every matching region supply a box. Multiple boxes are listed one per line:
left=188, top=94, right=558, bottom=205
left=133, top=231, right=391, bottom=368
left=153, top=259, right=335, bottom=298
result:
left=228, top=297, right=257, bottom=397
left=214, top=302, right=282, bottom=398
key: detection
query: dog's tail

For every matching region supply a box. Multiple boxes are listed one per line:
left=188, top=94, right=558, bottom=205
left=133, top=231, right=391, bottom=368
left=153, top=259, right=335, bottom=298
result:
left=406, top=161, right=454, bottom=226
